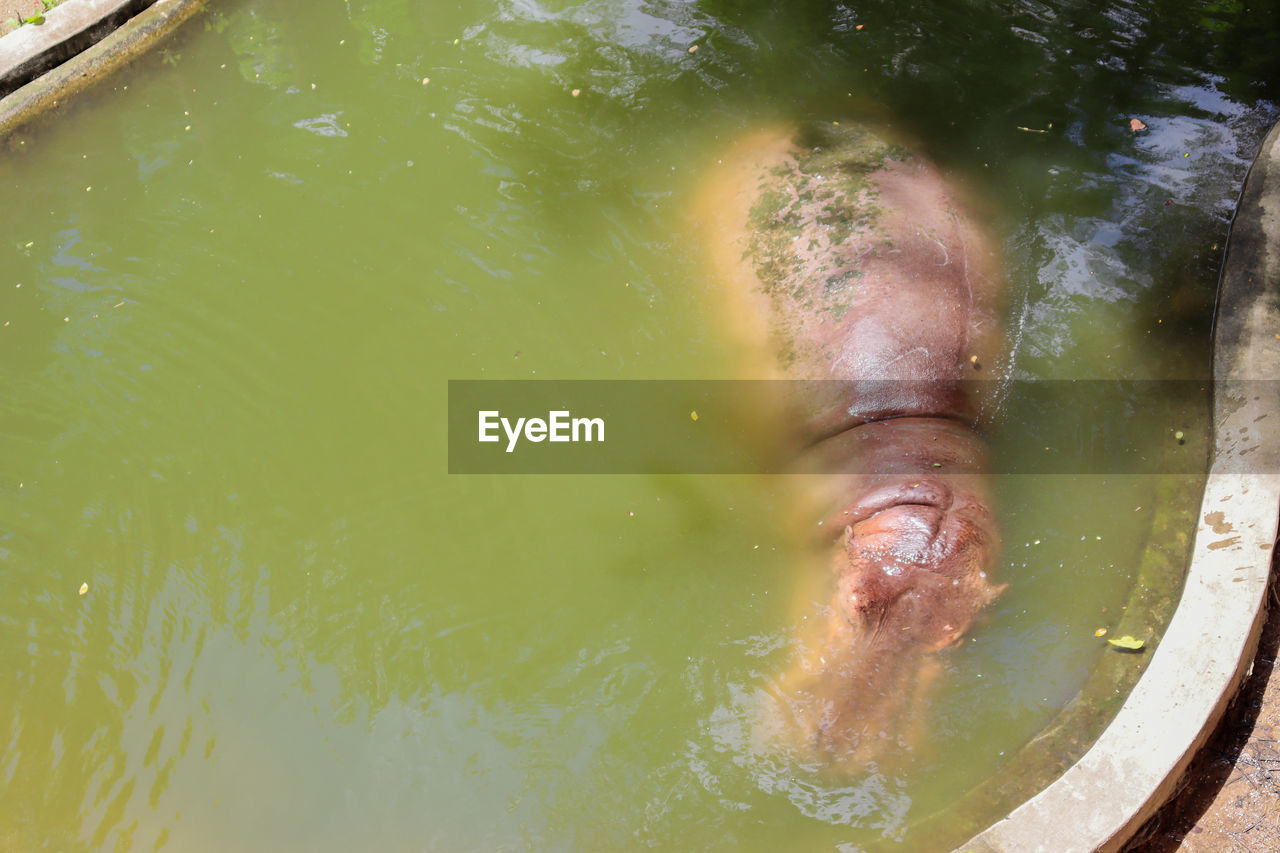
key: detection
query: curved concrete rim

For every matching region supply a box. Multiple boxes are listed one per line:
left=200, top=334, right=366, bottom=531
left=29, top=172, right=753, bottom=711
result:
left=953, top=121, right=1280, bottom=852
left=0, top=0, right=205, bottom=137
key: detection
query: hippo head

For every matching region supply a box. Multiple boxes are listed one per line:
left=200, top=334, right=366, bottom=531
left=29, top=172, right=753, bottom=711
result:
left=831, top=477, right=1004, bottom=652
left=760, top=477, right=1004, bottom=766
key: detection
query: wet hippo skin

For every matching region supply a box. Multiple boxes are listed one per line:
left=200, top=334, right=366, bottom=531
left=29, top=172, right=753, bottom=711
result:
left=695, top=123, right=1007, bottom=767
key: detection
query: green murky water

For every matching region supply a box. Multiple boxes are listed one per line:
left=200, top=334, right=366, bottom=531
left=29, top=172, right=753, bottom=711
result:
left=2, top=1, right=1276, bottom=850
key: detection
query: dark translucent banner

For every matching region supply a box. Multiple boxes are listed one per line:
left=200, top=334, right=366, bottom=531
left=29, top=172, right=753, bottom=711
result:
left=446, top=380, right=1236, bottom=475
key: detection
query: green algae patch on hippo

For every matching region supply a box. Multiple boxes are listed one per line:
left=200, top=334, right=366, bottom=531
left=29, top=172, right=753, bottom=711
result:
left=699, top=122, right=1005, bottom=391
left=743, top=124, right=909, bottom=327
left=747, top=125, right=916, bottom=318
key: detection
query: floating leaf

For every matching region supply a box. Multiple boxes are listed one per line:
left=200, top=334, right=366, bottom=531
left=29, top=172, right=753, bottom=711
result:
left=690, top=410, right=699, bottom=421
left=78, top=582, right=89, bottom=596
left=1129, top=118, right=1147, bottom=132
left=1107, top=635, right=1144, bottom=650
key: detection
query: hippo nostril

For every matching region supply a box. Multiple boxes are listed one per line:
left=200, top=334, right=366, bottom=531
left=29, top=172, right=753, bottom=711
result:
left=848, top=505, right=944, bottom=565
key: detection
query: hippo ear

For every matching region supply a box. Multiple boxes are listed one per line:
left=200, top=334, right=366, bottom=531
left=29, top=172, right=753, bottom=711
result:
left=981, top=582, right=1009, bottom=607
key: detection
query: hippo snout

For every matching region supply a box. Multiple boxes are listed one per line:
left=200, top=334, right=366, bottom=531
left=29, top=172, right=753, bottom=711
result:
left=832, top=500, right=1002, bottom=649
left=850, top=504, right=944, bottom=563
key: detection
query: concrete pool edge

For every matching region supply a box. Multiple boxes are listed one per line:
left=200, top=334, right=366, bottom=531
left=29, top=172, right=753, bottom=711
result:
left=0, top=0, right=157, bottom=97
left=952, top=122, right=1280, bottom=853
left=0, top=0, right=205, bottom=137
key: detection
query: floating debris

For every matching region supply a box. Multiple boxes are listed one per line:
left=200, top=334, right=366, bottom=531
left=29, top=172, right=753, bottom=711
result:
left=1107, top=635, right=1145, bottom=651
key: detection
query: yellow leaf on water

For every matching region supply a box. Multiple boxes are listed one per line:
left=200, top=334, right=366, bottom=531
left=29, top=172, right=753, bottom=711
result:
left=690, top=410, right=699, bottom=421
left=1107, top=635, right=1144, bottom=650
left=78, top=582, right=89, bottom=596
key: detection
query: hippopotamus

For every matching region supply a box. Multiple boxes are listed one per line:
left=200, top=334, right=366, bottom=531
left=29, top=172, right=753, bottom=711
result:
left=694, top=123, right=1007, bottom=767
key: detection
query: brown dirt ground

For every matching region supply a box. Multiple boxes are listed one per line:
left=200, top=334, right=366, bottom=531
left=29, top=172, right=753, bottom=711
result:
left=0, top=1, right=59, bottom=39
left=1125, top=549, right=1280, bottom=852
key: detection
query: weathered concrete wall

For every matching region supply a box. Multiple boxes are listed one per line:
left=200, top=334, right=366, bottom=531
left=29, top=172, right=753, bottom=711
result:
left=0, top=0, right=158, bottom=97
left=0, top=0, right=204, bottom=138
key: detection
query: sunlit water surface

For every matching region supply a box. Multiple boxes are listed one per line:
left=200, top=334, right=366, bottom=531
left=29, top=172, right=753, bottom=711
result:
left=2, top=1, right=1277, bottom=850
